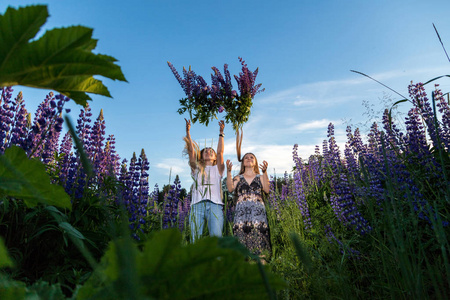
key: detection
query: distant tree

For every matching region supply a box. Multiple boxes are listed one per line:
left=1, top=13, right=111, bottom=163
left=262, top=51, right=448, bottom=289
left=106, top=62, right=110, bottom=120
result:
left=157, top=175, right=187, bottom=204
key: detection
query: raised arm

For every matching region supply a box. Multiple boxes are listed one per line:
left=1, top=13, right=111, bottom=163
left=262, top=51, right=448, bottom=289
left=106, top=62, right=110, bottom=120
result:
left=226, top=159, right=239, bottom=192
left=259, top=160, right=270, bottom=194
left=217, top=120, right=225, bottom=175
left=185, top=118, right=197, bottom=171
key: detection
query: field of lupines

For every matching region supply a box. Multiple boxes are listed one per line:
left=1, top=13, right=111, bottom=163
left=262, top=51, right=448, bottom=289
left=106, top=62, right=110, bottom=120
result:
left=1, top=4, right=450, bottom=300
left=1, top=77, right=450, bottom=299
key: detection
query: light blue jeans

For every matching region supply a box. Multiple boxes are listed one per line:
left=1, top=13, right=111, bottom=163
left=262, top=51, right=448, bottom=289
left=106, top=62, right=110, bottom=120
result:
left=189, top=200, right=224, bottom=243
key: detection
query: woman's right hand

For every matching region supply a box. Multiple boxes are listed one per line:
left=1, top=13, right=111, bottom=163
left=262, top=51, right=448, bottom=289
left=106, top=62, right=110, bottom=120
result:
left=226, top=159, right=233, bottom=172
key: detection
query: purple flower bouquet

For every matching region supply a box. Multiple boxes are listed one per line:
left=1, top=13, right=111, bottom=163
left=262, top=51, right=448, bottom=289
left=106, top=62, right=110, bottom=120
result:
left=168, top=57, right=264, bottom=131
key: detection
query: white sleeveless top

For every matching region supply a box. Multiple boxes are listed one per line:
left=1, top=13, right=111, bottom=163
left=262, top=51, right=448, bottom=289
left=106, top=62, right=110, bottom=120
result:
left=191, top=165, right=223, bottom=206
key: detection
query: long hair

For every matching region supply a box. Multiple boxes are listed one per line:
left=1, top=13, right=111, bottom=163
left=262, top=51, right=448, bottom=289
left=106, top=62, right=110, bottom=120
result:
left=238, top=152, right=260, bottom=175
left=183, top=136, right=217, bottom=173
left=236, top=128, right=243, bottom=163
left=183, top=136, right=220, bottom=198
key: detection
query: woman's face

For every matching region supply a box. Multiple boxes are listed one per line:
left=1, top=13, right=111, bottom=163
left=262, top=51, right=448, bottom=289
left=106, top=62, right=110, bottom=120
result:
left=202, top=147, right=216, bottom=161
left=243, top=153, right=256, bottom=167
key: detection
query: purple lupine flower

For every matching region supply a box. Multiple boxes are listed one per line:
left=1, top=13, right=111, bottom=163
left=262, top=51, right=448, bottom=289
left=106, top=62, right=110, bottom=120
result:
left=280, top=171, right=292, bottom=202
left=292, top=144, right=313, bottom=229
left=119, top=152, right=149, bottom=240
left=54, top=94, right=70, bottom=131
left=304, top=145, right=324, bottom=191
left=323, top=124, right=372, bottom=234
left=117, top=159, right=131, bottom=206
left=75, top=103, right=93, bottom=156
left=162, top=197, right=171, bottom=229
left=403, top=107, right=438, bottom=170
left=163, top=175, right=182, bottom=229
left=233, top=57, right=264, bottom=99
left=347, top=126, right=385, bottom=206
left=167, top=62, right=203, bottom=101
left=128, top=152, right=139, bottom=219
left=408, top=82, right=441, bottom=148
left=88, top=109, right=107, bottom=182
left=381, top=109, right=404, bottom=152
left=177, top=193, right=191, bottom=231
left=344, top=126, right=374, bottom=207
left=27, top=92, right=56, bottom=161
left=344, top=126, right=359, bottom=177
left=102, top=135, right=121, bottom=178
left=63, top=155, right=79, bottom=198
left=211, top=64, right=234, bottom=103
left=0, top=87, right=16, bottom=153
left=191, top=73, right=210, bottom=104
left=149, top=184, right=160, bottom=213
left=268, top=176, right=281, bottom=220
left=57, top=132, right=73, bottom=186
left=434, top=85, right=450, bottom=150
left=19, top=92, right=69, bottom=163
left=136, top=149, right=150, bottom=222
left=3, top=91, right=30, bottom=152
left=375, top=125, right=437, bottom=225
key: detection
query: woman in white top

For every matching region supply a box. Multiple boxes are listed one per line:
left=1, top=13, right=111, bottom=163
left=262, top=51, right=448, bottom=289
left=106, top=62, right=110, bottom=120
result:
left=184, top=118, right=225, bottom=242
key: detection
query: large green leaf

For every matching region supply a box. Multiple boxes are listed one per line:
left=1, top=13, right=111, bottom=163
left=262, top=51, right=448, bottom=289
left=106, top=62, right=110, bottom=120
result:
left=77, top=229, right=286, bottom=299
left=0, top=5, right=47, bottom=64
left=0, top=146, right=71, bottom=209
left=0, top=5, right=127, bottom=106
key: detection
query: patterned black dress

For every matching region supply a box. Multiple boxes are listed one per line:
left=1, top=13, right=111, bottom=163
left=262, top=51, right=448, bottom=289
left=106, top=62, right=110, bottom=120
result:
left=233, top=174, right=271, bottom=255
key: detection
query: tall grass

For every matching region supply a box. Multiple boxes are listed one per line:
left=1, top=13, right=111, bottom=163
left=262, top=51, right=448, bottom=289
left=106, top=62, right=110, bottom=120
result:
left=262, top=81, right=450, bottom=299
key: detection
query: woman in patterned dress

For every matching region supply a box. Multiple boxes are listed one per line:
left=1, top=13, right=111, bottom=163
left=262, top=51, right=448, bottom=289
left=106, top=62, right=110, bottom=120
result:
left=226, top=153, right=271, bottom=261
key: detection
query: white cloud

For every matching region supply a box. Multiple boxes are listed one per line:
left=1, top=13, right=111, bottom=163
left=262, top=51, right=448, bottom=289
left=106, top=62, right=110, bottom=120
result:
left=257, top=66, right=450, bottom=111
left=155, top=158, right=186, bottom=175
left=295, top=119, right=337, bottom=132
left=224, top=143, right=318, bottom=178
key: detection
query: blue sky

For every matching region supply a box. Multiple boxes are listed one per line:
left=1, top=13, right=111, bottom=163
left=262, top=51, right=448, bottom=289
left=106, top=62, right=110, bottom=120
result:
left=3, top=0, right=450, bottom=188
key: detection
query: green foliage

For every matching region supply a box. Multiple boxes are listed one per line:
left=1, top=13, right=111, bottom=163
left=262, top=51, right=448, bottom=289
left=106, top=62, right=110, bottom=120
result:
left=0, top=193, right=122, bottom=297
left=0, top=275, right=67, bottom=300
left=77, top=229, right=286, bottom=300
left=0, top=5, right=127, bottom=106
left=0, top=237, right=13, bottom=268
left=0, top=146, right=71, bottom=209
left=221, top=93, right=253, bottom=132
left=0, top=275, right=27, bottom=300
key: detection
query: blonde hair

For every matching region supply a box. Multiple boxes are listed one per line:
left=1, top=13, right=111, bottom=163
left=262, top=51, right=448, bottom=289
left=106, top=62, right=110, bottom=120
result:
left=183, top=136, right=217, bottom=173
left=239, top=152, right=260, bottom=175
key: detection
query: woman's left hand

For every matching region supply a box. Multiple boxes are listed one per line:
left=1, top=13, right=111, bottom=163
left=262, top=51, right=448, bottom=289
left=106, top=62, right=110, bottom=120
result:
left=259, top=160, right=268, bottom=173
left=219, top=120, right=225, bottom=133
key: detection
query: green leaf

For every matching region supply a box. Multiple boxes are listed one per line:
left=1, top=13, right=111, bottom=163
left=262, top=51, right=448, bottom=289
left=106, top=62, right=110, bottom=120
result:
left=0, top=275, right=28, bottom=300
left=78, top=229, right=286, bottom=299
left=0, top=237, right=14, bottom=268
left=59, top=222, right=85, bottom=240
left=423, top=74, right=450, bottom=85
left=0, top=5, right=48, bottom=67
left=289, top=232, right=312, bottom=273
left=0, top=146, right=71, bottom=209
left=0, top=5, right=127, bottom=105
